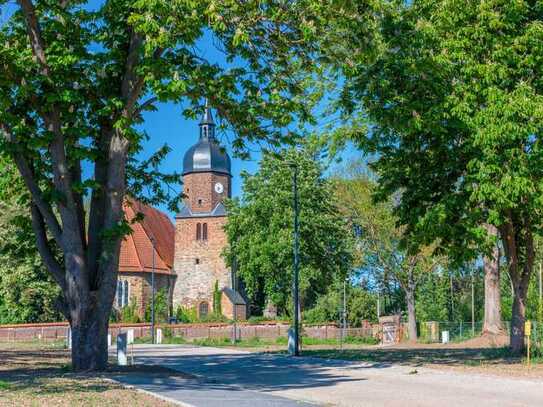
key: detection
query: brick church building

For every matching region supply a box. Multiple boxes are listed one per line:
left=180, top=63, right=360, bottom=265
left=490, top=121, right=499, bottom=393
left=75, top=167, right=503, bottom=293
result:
left=115, top=104, right=246, bottom=320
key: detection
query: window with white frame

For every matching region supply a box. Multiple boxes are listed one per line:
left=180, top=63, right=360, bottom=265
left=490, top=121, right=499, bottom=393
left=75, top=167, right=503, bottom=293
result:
left=116, top=279, right=130, bottom=308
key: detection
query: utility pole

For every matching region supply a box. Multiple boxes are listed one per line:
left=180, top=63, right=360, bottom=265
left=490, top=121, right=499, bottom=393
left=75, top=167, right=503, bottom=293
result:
left=232, top=256, right=238, bottom=345
left=341, top=278, right=347, bottom=350
left=450, top=272, right=454, bottom=320
left=151, top=237, right=156, bottom=345
left=539, top=262, right=542, bottom=319
left=291, top=163, right=300, bottom=356
left=471, top=271, right=475, bottom=336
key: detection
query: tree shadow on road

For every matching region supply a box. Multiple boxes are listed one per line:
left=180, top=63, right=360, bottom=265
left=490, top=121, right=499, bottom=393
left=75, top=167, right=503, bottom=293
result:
left=134, top=351, right=368, bottom=392
left=299, top=346, right=519, bottom=368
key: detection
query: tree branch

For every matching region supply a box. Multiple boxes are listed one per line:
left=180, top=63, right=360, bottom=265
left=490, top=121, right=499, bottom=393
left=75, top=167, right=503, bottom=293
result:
left=17, top=0, right=85, bottom=254
left=17, top=0, right=49, bottom=75
left=0, top=123, right=63, bottom=244
left=30, top=202, right=66, bottom=291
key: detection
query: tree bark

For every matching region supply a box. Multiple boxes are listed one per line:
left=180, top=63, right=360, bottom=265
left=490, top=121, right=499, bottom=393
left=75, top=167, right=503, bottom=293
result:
left=404, top=276, right=418, bottom=341
left=510, top=279, right=529, bottom=354
left=499, top=214, right=534, bottom=354
left=482, top=225, right=504, bottom=335
left=71, top=301, right=110, bottom=371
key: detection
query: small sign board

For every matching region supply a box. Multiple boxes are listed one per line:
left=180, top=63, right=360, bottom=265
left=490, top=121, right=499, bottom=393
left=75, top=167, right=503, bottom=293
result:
left=525, top=321, right=532, bottom=337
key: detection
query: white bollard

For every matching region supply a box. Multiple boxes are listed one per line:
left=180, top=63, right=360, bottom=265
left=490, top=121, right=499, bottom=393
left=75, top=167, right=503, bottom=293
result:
left=127, top=329, right=134, bottom=345
left=117, top=333, right=128, bottom=366
left=107, top=334, right=112, bottom=347
left=287, top=328, right=295, bottom=356
left=156, top=328, right=163, bottom=344
left=67, top=327, right=72, bottom=350
left=442, top=330, right=450, bottom=344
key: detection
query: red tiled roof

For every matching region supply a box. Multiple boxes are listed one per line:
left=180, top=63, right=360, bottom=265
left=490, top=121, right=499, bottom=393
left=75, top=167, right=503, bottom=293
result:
left=119, top=199, right=175, bottom=275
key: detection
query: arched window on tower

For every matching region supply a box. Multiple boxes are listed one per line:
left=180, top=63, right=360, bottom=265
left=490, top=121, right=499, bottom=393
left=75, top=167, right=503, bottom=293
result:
left=202, top=223, right=208, bottom=241
left=196, top=223, right=201, bottom=240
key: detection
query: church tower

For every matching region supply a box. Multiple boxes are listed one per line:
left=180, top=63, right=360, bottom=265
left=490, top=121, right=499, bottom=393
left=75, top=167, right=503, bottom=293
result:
left=172, top=103, right=245, bottom=319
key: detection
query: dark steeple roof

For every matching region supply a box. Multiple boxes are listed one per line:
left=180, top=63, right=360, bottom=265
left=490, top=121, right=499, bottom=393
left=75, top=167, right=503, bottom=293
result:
left=182, top=101, right=231, bottom=176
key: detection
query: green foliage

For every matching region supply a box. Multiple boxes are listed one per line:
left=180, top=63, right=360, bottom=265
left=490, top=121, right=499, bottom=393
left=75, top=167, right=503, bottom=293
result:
left=303, top=285, right=377, bottom=326
left=120, top=300, right=141, bottom=324
left=0, top=155, right=61, bottom=324
left=347, top=287, right=378, bottom=325
left=212, top=281, right=222, bottom=316
left=0, top=0, right=327, bottom=364
left=145, top=289, right=168, bottom=323
left=224, top=147, right=354, bottom=315
left=246, top=315, right=288, bottom=324
left=331, top=0, right=543, bottom=345
left=175, top=305, right=198, bottom=323
left=174, top=304, right=228, bottom=323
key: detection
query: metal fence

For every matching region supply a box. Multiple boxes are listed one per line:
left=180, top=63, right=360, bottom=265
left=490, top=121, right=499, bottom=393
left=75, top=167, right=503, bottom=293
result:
left=418, top=321, right=514, bottom=343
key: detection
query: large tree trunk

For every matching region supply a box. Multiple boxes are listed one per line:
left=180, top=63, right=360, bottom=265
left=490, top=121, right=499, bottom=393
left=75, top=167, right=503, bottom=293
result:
left=71, top=306, right=110, bottom=371
left=405, top=284, right=417, bottom=341
left=510, top=280, right=529, bottom=354
left=499, top=216, right=534, bottom=354
left=482, top=225, right=504, bottom=335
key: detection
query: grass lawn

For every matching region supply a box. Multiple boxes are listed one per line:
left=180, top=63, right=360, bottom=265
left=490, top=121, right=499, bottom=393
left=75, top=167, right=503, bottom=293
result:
left=0, top=341, right=176, bottom=406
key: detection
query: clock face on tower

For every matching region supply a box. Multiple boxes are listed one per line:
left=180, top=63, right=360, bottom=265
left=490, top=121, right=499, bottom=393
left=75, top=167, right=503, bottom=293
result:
left=214, top=182, right=224, bottom=194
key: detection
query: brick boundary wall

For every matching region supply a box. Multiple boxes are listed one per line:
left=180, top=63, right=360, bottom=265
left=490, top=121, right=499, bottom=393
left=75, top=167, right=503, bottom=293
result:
left=0, top=321, right=377, bottom=343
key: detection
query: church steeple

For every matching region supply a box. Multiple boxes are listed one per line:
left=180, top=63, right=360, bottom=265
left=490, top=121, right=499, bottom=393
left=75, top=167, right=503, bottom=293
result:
left=199, top=99, right=215, bottom=141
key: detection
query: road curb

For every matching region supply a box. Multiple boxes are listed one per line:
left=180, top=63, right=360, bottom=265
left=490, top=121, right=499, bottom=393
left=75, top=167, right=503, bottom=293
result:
left=103, top=377, right=196, bottom=407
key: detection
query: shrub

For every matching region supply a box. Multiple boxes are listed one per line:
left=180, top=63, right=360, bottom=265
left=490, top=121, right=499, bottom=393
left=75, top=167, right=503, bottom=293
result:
left=121, top=300, right=141, bottom=323
left=145, top=288, right=168, bottom=323
left=175, top=305, right=198, bottom=323
left=212, top=281, right=222, bottom=316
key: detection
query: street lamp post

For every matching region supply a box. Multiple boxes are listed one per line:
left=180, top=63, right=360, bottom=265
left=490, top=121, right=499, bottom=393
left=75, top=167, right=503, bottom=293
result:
left=291, top=162, right=300, bottom=356
left=151, top=237, right=156, bottom=345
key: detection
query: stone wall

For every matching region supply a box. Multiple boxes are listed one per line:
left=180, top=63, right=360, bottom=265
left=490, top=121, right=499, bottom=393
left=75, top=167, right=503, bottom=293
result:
left=0, top=322, right=376, bottom=342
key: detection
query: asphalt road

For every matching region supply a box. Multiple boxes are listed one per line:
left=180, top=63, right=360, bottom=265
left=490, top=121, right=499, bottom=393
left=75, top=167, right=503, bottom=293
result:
left=112, top=344, right=543, bottom=407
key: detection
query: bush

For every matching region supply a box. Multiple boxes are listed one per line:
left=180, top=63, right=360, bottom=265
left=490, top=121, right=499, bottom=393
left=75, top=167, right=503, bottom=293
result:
left=175, top=305, right=198, bottom=323
left=247, top=315, right=288, bottom=324
left=174, top=305, right=229, bottom=323
left=212, top=281, right=222, bottom=316
left=121, top=300, right=141, bottom=323
left=145, top=288, right=168, bottom=323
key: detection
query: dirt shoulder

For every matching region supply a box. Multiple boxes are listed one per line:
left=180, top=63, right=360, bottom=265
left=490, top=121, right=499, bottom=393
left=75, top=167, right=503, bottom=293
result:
left=263, top=339, right=543, bottom=380
left=0, top=344, right=181, bottom=406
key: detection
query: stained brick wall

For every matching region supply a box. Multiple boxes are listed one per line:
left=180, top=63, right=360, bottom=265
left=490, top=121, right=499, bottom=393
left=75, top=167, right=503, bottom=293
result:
left=221, top=295, right=247, bottom=320
left=172, top=215, right=230, bottom=311
left=173, top=170, right=233, bottom=312
left=115, top=272, right=175, bottom=317
left=182, top=172, right=231, bottom=213
left=0, top=322, right=376, bottom=342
